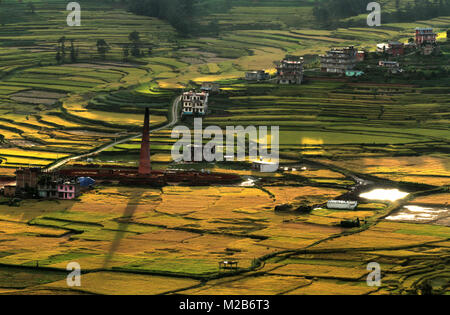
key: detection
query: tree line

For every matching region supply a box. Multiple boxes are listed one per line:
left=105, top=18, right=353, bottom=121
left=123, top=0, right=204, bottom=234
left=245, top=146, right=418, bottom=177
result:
left=126, top=0, right=233, bottom=35
left=54, top=31, right=151, bottom=64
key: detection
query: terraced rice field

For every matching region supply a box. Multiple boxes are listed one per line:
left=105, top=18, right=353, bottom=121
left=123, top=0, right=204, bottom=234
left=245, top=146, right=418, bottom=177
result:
left=0, top=183, right=448, bottom=295
left=0, top=1, right=179, bottom=171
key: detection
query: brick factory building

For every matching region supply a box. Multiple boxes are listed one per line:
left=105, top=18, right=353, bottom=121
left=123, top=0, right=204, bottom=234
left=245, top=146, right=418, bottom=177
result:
left=16, top=168, right=41, bottom=190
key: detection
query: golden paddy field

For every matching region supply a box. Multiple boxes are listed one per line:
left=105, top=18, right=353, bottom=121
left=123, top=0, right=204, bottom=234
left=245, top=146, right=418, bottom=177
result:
left=0, top=182, right=448, bottom=295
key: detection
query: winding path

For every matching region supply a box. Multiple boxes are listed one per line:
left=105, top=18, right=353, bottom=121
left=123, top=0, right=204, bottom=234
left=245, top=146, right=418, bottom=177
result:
left=45, top=95, right=182, bottom=172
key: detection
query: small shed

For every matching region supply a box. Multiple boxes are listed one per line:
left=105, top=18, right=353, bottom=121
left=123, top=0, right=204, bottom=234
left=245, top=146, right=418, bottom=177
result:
left=78, top=177, right=96, bottom=188
left=252, top=160, right=278, bottom=173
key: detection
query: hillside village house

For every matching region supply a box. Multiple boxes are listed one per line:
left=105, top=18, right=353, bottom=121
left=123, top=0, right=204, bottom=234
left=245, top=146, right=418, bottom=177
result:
left=377, top=43, right=389, bottom=52
left=182, top=91, right=209, bottom=116
left=320, top=46, right=358, bottom=74
left=5, top=167, right=86, bottom=200
left=415, top=27, right=437, bottom=45
left=38, top=180, right=59, bottom=199
left=245, top=70, right=270, bottom=82
left=388, top=41, right=405, bottom=56
left=377, top=42, right=405, bottom=56
left=276, top=56, right=304, bottom=84
left=379, top=60, right=402, bottom=73
left=201, top=82, right=220, bottom=93
left=422, top=44, right=436, bottom=55
left=58, top=180, right=80, bottom=200
left=356, top=50, right=365, bottom=62
left=415, top=27, right=439, bottom=55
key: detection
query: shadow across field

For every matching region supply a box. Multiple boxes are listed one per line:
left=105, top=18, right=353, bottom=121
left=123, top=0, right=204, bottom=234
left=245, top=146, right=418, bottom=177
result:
left=103, top=190, right=145, bottom=269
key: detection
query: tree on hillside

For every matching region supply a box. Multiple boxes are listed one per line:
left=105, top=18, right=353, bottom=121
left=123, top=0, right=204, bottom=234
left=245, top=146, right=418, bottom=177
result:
left=122, top=44, right=130, bottom=61
left=127, top=0, right=201, bottom=35
left=27, top=2, right=35, bottom=14
left=96, top=39, right=110, bottom=60
left=55, top=46, right=62, bottom=64
left=70, top=39, right=78, bottom=63
left=58, top=36, right=67, bottom=61
left=129, top=31, right=141, bottom=43
left=129, top=31, right=141, bottom=57
left=208, top=19, right=220, bottom=36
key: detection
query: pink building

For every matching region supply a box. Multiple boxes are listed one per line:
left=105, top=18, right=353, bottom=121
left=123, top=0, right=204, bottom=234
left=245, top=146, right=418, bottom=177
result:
left=58, top=181, right=80, bottom=200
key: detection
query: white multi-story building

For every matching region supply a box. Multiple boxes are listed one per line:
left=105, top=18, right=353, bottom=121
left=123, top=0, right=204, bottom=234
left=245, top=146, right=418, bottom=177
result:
left=182, top=91, right=209, bottom=116
left=276, top=56, right=304, bottom=84
left=320, top=46, right=357, bottom=74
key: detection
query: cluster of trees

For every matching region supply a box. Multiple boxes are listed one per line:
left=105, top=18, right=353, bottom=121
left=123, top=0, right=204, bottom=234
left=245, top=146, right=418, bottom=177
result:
left=55, top=31, right=152, bottom=63
left=55, top=37, right=79, bottom=64
left=384, top=0, right=450, bottom=23
left=126, top=0, right=232, bottom=35
left=313, top=0, right=450, bottom=27
left=121, top=31, right=154, bottom=60
left=313, top=0, right=368, bottom=24
left=0, top=1, right=29, bottom=25
left=127, top=0, right=198, bottom=35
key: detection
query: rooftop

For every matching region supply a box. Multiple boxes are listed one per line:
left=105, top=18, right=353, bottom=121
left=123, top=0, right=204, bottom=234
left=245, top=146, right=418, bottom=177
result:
left=183, top=90, right=208, bottom=96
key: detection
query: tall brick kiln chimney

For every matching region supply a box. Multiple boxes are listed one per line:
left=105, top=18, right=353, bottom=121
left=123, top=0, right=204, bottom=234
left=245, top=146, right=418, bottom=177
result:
left=138, top=108, right=151, bottom=175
